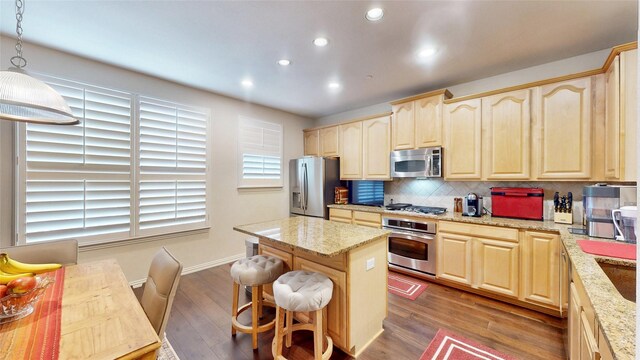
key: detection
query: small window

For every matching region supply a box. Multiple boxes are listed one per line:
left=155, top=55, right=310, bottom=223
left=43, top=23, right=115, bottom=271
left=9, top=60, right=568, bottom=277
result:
left=237, top=117, right=283, bottom=188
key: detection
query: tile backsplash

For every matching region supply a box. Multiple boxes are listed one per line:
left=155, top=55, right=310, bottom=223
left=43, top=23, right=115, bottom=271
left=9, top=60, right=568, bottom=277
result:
left=384, top=178, right=591, bottom=221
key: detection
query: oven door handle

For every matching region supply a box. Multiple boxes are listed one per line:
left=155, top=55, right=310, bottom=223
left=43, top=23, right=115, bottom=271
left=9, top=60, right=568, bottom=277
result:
left=386, top=230, right=435, bottom=243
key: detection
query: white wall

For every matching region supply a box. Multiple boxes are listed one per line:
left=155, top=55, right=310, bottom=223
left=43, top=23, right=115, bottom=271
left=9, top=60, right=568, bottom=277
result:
left=315, top=48, right=612, bottom=126
left=0, top=36, right=314, bottom=282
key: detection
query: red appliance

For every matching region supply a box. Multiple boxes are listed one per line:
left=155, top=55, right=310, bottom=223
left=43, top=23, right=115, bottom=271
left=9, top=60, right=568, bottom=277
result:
left=491, top=187, right=544, bottom=220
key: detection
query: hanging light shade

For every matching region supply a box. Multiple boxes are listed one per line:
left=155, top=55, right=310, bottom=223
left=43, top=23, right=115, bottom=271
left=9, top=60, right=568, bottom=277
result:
left=0, top=0, right=78, bottom=125
left=0, top=68, right=78, bottom=125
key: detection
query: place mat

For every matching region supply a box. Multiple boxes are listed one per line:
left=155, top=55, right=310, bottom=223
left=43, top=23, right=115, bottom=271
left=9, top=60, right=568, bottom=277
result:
left=0, top=268, right=65, bottom=360
left=577, top=240, right=636, bottom=260
left=388, top=272, right=428, bottom=300
left=419, top=328, right=518, bottom=360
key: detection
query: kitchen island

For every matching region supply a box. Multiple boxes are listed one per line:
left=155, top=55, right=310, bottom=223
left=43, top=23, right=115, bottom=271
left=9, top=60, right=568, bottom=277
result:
left=234, top=216, right=390, bottom=357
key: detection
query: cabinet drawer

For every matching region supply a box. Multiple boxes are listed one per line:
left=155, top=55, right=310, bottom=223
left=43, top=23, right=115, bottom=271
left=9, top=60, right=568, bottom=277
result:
left=439, top=221, right=519, bottom=242
left=329, top=208, right=353, bottom=220
left=353, top=211, right=381, bottom=228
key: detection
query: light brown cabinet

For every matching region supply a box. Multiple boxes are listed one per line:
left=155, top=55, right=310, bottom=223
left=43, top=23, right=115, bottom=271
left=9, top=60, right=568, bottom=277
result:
left=437, top=232, right=473, bottom=286
left=320, top=126, right=339, bottom=157
left=604, top=56, right=621, bottom=179
left=339, top=122, right=363, bottom=179
left=329, top=208, right=381, bottom=228
left=415, top=95, right=446, bottom=147
left=444, top=98, right=482, bottom=179
left=536, top=77, right=592, bottom=179
left=521, top=231, right=560, bottom=307
left=474, top=237, right=519, bottom=298
left=482, top=89, right=531, bottom=180
left=328, top=208, right=353, bottom=224
left=391, top=101, right=415, bottom=150
left=304, top=130, right=320, bottom=156
left=362, top=116, right=391, bottom=179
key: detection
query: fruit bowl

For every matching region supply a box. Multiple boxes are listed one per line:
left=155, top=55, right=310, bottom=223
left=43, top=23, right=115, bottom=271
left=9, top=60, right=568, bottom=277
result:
left=0, top=276, right=54, bottom=324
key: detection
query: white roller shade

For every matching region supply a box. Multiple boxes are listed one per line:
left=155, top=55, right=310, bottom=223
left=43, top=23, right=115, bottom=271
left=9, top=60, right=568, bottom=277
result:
left=238, top=117, right=283, bottom=188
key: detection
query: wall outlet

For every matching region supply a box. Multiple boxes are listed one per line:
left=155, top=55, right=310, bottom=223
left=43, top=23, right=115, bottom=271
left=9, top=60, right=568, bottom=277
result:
left=366, top=258, right=375, bottom=271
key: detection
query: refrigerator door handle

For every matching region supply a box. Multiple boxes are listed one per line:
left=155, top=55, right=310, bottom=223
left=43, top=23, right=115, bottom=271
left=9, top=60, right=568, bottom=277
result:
left=303, top=163, right=309, bottom=210
left=300, top=163, right=306, bottom=211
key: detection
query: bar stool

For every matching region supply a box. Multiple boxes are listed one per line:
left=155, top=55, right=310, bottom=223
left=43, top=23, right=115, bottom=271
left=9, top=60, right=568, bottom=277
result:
left=230, top=255, right=284, bottom=349
left=271, top=270, right=334, bottom=360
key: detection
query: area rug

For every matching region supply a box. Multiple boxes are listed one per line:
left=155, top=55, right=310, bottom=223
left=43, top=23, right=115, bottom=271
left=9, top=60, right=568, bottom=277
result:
left=419, top=329, right=517, bottom=360
left=158, top=337, right=180, bottom=360
left=387, top=272, right=428, bottom=300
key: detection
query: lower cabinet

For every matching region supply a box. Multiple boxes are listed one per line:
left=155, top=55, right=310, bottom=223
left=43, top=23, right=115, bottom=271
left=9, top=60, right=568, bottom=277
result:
left=437, top=232, right=473, bottom=286
left=521, top=231, right=560, bottom=307
left=474, top=237, right=519, bottom=298
left=329, top=208, right=382, bottom=228
left=328, top=208, right=353, bottom=224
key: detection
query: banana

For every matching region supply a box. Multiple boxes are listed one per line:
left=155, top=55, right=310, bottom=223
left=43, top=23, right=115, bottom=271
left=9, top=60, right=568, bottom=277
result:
left=0, top=253, right=61, bottom=275
left=0, top=270, right=34, bottom=285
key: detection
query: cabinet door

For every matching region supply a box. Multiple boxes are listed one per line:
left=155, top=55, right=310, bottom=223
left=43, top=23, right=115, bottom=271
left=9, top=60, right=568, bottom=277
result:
left=474, top=238, right=519, bottom=298
left=580, top=311, right=600, bottom=360
left=392, top=102, right=415, bottom=150
left=259, top=244, right=294, bottom=296
left=363, top=116, right=391, bottom=179
left=537, top=78, right=592, bottom=179
left=294, top=257, right=348, bottom=350
left=444, top=99, right=482, bottom=179
left=620, top=49, right=637, bottom=181
left=339, top=122, right=363, bottom=179
left=604, top=56, right=621, bottom=180
left=568, top=283, right=581, bottom=360
left=352, top=211, right=381, bottom=228
left=437, top=232, right=473, bottom=285
left=320, top=126, right=339, bottom=157
left=482, top=89, right=531, bottom=180
left=521, top=231, right=560, bottom=306
left=415, top=95, right=443, bottom=147
left=304, top=130, right=320, bottom=156
left=329, top=208, right=353, bottom=224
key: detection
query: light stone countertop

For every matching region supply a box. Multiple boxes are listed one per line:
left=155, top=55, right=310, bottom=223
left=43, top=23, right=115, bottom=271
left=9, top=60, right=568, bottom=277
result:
left=233, top=216, right=390, bottom=258
left=328, top=204, right=636, bottom=360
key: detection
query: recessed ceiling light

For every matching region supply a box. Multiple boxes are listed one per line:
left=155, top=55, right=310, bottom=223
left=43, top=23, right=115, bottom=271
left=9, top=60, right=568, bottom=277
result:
left=328, top=82, right=341, bottom=89
left=241, top=79, right=254, bottom=88
left=278, top=59, right=291, bottom=66
left=366, top=8, right=384, bottom=21
left=313, top=37, right=329, bottom=47
left=418, top=47, right=438, bottom=58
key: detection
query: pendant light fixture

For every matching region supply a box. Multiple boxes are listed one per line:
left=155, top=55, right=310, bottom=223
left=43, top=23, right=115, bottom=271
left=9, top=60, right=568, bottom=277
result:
left=0, top=0, right=78, bottom=125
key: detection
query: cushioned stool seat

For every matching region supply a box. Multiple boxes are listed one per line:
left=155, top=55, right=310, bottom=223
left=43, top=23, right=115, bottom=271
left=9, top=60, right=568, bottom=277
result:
left=230, top=255, right=284, bottom=350
left=273, top=271, right=333, bottom=312
left=272, top=270, right=334, bottom=360
left=231, top=255, right=283, bottom=286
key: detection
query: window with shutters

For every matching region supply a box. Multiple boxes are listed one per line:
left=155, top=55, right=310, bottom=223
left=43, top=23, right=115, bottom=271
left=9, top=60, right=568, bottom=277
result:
left=15, top=75, right=210, bottom=245
left=237, top=117, right=283, bottom=188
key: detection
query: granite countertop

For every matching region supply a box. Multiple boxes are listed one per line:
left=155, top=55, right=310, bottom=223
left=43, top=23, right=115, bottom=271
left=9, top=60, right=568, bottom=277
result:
left=233, top=216, right=390, bottom=258
left=329, top=204, right=636, bottom=359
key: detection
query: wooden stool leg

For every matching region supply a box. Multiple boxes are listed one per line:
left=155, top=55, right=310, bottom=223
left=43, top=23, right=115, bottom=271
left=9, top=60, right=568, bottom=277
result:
left=285, top=310, right=293, bottom=348
left=322, top=307, right=328, bottom=349
left=258, top=285, right=264, bottom=319
left=313, top=309, right=323, bottom=360
left=274, top=306, right=285, bottom=358
left=231, top=282, right=239, bottom=336
left=251, top=286, right=259, bottom=350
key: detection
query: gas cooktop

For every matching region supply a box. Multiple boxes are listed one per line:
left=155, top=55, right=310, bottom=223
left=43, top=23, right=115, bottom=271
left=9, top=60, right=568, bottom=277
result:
left=384, top=204, right=447, bottom=215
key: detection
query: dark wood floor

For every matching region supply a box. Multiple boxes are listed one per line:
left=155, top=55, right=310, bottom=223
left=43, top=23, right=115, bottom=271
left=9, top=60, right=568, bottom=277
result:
left=137, top=264, right=567, bottom=359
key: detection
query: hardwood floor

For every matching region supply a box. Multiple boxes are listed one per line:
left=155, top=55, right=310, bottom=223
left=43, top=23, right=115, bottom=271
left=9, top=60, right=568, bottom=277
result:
left=138, top=264, right=567, bottom=359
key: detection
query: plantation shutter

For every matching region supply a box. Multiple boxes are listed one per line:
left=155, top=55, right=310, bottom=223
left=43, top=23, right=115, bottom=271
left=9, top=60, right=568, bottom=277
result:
left=138, top=97, right=209, bottom=233
left=20, top=78, right=133, bottom=244
left=237, top=117, right=283, bottom=188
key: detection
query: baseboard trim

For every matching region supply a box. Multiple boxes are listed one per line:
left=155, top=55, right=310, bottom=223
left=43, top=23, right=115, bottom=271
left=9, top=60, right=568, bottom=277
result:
left=130, top=253, right=244, bottom=288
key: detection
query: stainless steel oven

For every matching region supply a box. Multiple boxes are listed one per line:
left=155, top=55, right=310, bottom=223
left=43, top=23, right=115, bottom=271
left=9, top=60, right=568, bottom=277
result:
left=384, top=217, right=437, bottom=277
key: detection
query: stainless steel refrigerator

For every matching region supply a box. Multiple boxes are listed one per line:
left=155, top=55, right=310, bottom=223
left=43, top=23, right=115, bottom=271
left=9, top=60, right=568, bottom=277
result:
left=290, top=157, right=341, bottom=219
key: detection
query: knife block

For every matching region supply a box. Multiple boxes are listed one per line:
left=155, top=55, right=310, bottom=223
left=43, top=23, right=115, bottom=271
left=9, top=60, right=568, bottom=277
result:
left=554, top=211, right=573, bottom=224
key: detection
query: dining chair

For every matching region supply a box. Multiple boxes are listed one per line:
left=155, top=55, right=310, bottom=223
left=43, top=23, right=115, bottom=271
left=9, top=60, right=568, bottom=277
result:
left=139, top=247, right=183, bottom=338
left=0, top=239, right=78, bottom=265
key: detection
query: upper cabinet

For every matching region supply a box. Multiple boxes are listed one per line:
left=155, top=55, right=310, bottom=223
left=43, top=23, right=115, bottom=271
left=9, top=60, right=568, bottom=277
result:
left=362, top=116, right=391, bottom=179
left=339, top=122, right=363, bottom=179
left=482, top=89, right=531, bottom=180
left=444, top=99, right=482, bottom=180
left=391, top=101, right=415, bottom=150
left=535, top=77, right=592, bottom=179
left=303, top=130, right=320, bottom=156
left=604, top=49, right=637, bottom=181
left=391, top=90, right=452, bottom=150
left=320, top=126, right=339, bottom=157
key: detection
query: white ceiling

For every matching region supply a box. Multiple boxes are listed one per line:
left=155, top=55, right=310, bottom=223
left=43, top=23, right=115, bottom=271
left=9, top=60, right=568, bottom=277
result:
left=0, top=1, right=637, bottom=118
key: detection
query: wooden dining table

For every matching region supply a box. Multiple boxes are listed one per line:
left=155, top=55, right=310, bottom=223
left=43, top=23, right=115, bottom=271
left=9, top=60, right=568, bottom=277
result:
left=1, top=259, right=161, bottom=360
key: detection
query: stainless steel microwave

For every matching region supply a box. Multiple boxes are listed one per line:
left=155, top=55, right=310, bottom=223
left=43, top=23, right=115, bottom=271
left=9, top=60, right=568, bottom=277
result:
left=390, top=147, right=442, bottom=178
